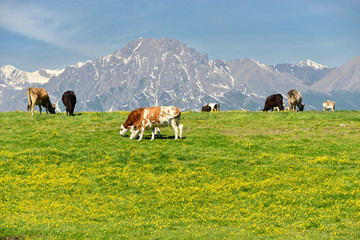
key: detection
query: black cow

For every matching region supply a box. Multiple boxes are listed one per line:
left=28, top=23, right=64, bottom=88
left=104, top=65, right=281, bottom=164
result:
left=262, top=94, right=284, bottom=111
left=62, top=91, right=77, bottom=116
left=202, top=105, right=212, bottom=112
left=202, top=103, right=220, bottom=112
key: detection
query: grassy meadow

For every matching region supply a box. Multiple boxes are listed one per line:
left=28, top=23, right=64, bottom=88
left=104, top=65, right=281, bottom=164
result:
left=0, top=110, right=359, bottom=239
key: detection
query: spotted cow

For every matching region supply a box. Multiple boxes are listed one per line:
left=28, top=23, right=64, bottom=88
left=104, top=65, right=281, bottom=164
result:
left=323, top=100, right=335, bottom=111
left=120, top=106, right=183, bottom=142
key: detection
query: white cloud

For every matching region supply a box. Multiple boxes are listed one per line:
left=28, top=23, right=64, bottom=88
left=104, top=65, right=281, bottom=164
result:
left=0, top=0, right=82, bottom=52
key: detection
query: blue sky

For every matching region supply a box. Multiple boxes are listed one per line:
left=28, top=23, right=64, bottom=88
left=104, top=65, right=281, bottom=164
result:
left=0, top=0, right=359, bottom=71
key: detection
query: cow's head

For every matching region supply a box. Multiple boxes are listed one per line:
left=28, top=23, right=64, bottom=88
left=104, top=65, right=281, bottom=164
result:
left=299, top=104, right=305, bottom=111
left=49, top=103, right=56, bottom=114
left=119, top=124, right=128, bottom=136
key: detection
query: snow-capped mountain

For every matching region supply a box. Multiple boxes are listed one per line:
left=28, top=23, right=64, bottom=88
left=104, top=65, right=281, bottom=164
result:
left=274, top=60, right=334, bottom=86
left=296, top=59, right=331, bottom=70
left=0, top=37, right=358, bottom=112
left=0, top=65, right=64, bottom=110
left=0, top=65, right=64, bottom=89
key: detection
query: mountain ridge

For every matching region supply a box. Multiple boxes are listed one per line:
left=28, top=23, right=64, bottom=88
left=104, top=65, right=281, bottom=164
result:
left=0, top=37, right=359, bottom=112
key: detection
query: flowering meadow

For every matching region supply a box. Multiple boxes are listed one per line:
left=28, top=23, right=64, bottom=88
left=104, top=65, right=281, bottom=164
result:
left=0, top=110, right=359, bottom=239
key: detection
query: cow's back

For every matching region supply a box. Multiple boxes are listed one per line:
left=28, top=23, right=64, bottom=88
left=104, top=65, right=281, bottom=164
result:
left=62, top=92, right=69, bottom=106
left=28, top=87, right=50, bottom=106
left=143, top=106, right=181, bottom=128
left=62, top=91, right=77, bottom=115
left=287, top=90, right=302, bottom=104
left=124, top=108, right=145, bottom=128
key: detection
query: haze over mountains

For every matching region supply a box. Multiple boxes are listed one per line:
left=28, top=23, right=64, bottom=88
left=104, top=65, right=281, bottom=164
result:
left=0, top=38, right=359, bottom=112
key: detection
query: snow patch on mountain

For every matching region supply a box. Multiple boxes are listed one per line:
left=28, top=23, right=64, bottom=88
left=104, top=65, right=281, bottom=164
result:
left=296, top=59, right=330, bottom=70
left=250, top=58, right=270, bottom=71
left=0, top=65, right=64, bottom=86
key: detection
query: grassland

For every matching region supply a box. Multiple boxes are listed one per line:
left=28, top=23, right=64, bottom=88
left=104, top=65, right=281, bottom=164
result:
left=0, top=110, right=359, bottom=239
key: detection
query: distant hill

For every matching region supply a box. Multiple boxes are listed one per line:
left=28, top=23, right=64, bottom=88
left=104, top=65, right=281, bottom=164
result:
left=1, top=38, right=359, bottom=112
left=312, top=55, right=360, bottom=93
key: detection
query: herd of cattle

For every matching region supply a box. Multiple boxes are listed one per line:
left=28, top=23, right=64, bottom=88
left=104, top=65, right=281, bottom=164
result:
left=25, top=87, right=336, bottom=141
left=262, top=89, right=335, bottom=112
left=26, top=87, right=77, bottom=117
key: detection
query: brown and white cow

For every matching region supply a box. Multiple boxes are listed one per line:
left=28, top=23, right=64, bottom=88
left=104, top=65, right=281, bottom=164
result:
left=323, top=100, right=335, bottom=111
left=287, top=89, right=305, bottom=111
left=120, top=106, right=183, bottom=142
left=27, top=87, right=55, bottom=116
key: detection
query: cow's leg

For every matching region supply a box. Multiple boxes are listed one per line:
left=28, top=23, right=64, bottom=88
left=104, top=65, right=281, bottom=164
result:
left=130, top=128, right=140, bottom=140
left=138, top=127, right=146, bottom=142
left=31, top=104, right=35, bottom=116
left=150, top=128, right=156, bottom=141
left=171, top=120, right=179, bottom=140
left=156, top=127, right=161, bottom=138
left=39, top=106, right=42, bottom=115
left=179, top=124, right=183, bottom=139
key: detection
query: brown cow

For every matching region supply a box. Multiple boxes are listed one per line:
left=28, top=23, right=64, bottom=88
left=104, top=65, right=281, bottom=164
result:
left=27, top=87, right=55, bottom=116
left=287, top=89, right=305, bottom=111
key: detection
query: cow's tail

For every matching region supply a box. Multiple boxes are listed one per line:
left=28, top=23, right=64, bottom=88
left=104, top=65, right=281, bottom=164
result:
left=26, top=88, right=32, bottom=112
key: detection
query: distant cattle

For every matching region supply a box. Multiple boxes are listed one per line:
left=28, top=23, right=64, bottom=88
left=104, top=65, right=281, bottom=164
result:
left=287, top=89, right=305, bottom=111
left=27, top=87, right=55, bottom=116
left=202, top=103, right=220, bottom=112
left=120, top=106, right=183, bottom=142
left=262, top=94, right=284, bottom=112
left=202, top=105, right=211, bottom=112
left=62, top=91, right=77, bottom=116
left=323, top=100, right=335, bottom=111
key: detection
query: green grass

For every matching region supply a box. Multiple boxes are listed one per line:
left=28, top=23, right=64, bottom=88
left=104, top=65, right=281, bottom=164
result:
left=0, top=110, right=359, bottom=239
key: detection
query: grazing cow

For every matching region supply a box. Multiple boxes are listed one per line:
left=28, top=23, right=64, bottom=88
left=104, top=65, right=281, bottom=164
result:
left=262, top=94, right=284, bottom=111
left=62, top=91, right=77, bottom=116
left=202, top=105, right=211, bottom=112
left=120, top=106, right=183, bottom=142
left=323, top=100, right=335, bottom=111
left=202, top=103, right=220, bottom=112
left=287, top=89, right=305, bottom=111
left=27, top=87, right=55, bottom=116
